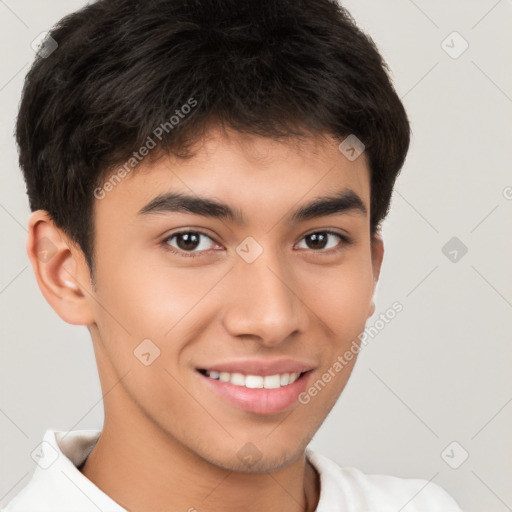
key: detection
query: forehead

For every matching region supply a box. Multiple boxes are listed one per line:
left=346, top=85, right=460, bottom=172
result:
left=94, top=128, right=371, bottom=224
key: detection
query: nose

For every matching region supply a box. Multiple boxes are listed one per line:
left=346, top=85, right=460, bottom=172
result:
left=221, top=248, right=308, bottom=346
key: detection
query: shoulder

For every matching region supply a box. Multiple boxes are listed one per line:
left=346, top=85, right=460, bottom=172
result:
left=1, top=429, right=124, bottom=512
left=307, top=449, right=463, bottom=511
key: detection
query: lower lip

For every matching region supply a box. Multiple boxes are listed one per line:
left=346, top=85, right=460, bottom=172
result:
left=198, top=371, right=312, bottom=415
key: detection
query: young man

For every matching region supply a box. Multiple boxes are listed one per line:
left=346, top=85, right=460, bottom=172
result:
left=4, top=0, right=462, bottom=510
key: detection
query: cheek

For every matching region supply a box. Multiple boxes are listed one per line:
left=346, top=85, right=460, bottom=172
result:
left=94, top=242, right=223, bottom=339
left=302, top=256, right=374, bottom=337
left=93, top=235, right=374, bottom=354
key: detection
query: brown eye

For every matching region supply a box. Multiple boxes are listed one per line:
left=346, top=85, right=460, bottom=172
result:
left=305, top=232, right=329, bottom=250
left=163, top=231, right=217, bottom=255
left=296, top=231, right=349, bottom=252
left=174, top=232, right=201, bottom=251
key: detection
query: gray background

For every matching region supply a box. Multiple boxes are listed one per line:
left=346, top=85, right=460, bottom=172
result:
left=1, top=1, right=511, bottom=510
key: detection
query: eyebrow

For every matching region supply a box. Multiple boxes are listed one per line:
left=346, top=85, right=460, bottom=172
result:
left=137, top=188, right=367, bottom=224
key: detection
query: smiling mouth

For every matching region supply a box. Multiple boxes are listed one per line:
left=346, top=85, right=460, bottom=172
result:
left=197, top=369, right=309, bottom=389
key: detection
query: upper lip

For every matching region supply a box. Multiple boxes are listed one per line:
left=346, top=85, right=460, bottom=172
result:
left=197, top=358, right=315, bottom=376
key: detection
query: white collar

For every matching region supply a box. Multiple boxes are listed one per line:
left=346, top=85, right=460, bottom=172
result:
left=3, top=428, right=460, bottom=511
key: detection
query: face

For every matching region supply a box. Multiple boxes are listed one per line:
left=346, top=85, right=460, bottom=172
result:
left=82, top=128, right=382, bottom=472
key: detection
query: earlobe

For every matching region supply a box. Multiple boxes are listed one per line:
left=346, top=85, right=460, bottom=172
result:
left=26, top=210, right=95, bottom=326
left=367, top=301, right=375, bottom=318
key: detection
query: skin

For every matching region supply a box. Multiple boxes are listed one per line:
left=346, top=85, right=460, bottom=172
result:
left=26, top=126, right=383, bottom=512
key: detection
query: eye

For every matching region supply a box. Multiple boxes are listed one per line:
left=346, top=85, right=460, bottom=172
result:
left=161, top=229, right=351, bottom=259
left=295, top=231, right=350, bottom=253
left=162, top=230, right=219, bottom=257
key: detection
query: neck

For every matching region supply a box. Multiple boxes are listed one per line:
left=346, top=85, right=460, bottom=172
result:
left=79, top=389, right=320, bottom=512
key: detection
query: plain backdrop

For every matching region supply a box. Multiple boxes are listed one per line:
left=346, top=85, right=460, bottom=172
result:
left=1, top=1, right=511, bottom=511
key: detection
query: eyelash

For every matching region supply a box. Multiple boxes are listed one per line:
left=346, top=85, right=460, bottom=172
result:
left=160, top=230, right=352, bottom=258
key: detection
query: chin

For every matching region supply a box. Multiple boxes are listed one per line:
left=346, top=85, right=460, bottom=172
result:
left=196, top=440, right=307, bottom=474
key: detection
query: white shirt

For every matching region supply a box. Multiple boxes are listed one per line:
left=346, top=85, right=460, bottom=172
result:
left=1, top=429, right=462, bottom=511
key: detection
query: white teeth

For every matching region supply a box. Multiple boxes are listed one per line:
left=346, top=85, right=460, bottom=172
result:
left=219, top=372, right=231, bottom=382
left=280, top=373, right=290, bottom=386
left=263, top=375, right=281, bottom=389
left=203, top=370, right=303, bottom=388
left=231, top=373, right=245, bottom=386
left=245, top=375, right=264, bottom=388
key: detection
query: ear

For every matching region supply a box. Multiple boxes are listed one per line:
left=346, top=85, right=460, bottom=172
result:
left=26, top=210, right=95, bottom=325
left=367, top=232, right=384, bottom=318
